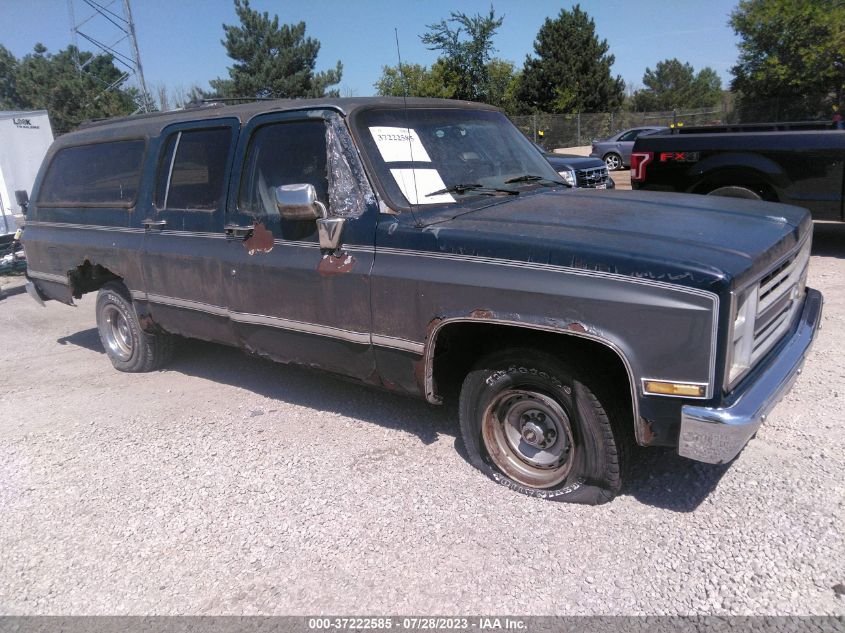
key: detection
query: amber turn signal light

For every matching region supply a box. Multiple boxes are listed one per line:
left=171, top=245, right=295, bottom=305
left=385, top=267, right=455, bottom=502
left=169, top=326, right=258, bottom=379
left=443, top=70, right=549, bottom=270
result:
left=643, top=380, right=707, bottom=397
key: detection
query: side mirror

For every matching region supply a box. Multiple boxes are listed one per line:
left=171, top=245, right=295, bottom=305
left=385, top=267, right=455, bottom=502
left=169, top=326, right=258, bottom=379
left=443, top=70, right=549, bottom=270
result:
left=15, top=190, right=29, bottom=215
left=275, top=184, right=326, bottom=221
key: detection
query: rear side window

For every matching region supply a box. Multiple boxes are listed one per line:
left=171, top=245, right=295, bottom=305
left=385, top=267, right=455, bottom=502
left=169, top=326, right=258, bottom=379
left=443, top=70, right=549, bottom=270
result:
left=38, top=140, right=145, bottom=206
left=618, top=130, right=642, bottom=142
left=155, top=128, right=232, bottom=210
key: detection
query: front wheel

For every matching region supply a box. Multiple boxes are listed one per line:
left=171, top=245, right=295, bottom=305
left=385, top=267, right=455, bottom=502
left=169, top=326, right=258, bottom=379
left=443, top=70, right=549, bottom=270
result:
left=96, top=282, right=173, bottom=372
left=459, top=348, right=627, bottom=504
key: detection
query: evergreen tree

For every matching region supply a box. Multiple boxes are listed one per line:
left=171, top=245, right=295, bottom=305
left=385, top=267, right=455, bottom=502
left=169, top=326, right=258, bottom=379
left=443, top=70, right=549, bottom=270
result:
left=209, top=0, right=342, bottom=99
left=517, top=4, right=624, bottom=113
left=0, top=45, right=19, bottom=108
left=631, top=59, right=722, bottom=111
left=1, top=44, right=136, bottom=133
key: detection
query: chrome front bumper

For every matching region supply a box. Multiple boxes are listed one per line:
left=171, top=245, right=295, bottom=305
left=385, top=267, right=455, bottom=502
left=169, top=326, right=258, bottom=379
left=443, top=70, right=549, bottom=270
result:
left=678, top=288, right=823, bottom=464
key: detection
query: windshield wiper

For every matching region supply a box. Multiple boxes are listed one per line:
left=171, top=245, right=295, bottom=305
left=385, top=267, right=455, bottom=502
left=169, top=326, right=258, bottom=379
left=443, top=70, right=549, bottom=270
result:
left=504, top=174, right=571, bottom=187
left=426, top=183, right=519, bottom=198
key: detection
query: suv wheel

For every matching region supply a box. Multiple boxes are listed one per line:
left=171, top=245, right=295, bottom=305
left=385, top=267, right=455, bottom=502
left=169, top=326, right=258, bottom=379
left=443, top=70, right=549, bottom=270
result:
left=96, top=281, right=173, bottom=372
left=459, top=348, right=627, bottom=504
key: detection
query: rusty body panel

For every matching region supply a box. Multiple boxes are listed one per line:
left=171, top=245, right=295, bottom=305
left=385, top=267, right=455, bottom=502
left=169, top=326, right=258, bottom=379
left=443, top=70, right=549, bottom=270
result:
left=243, top=223, right=274, bottom=255
left=317, top=251, right=356, bottom=276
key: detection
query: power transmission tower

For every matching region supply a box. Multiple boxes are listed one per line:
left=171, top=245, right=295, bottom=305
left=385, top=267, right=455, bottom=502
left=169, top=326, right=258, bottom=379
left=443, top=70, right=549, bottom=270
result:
left=67, top=0, right=154, bottom=113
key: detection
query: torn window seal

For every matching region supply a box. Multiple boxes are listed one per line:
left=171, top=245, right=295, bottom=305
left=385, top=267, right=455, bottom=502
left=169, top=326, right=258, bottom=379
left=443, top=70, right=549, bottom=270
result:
left=326, top=114, right=377, bottom=219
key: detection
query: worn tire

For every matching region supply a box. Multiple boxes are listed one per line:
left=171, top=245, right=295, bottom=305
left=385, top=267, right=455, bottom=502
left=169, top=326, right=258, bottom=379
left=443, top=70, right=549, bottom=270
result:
left=95, top=282, right=173, bottom=372
left=459, top=348, right=627, bottom=504
left=706, top=185, right=762, bottom=200
left=603, top=152, right=623, bottom=171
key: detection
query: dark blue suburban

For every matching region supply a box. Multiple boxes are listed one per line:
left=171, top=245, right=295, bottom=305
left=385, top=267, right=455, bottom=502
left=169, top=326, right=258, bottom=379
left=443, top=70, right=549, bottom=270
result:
left=22, top=98, right=823, bottom=504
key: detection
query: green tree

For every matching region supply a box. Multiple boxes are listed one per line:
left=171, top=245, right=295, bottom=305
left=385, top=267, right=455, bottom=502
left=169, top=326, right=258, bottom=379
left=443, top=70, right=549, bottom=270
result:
left=0, top=45, right=19, bottom=108
left=373, top=61, right=453, bottom=99
left=209, top=0, right=342, bottom=99
left=631, top=58, right=722, bottom=111
left=730, top=0, right=845, bottom=121
left=420, top=7, right=504, bottom=102
left=485, top=58, right=521, bottom=114
left=517, top=4, right=624, bottom=113
left=1, top=43, right=136, bottom=133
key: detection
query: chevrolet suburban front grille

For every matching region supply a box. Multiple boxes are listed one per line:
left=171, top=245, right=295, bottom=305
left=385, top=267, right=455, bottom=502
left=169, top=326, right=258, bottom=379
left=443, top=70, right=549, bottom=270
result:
left=750, top=239, right=811, bottom=367
left=575, top=166, right=609, bottom=187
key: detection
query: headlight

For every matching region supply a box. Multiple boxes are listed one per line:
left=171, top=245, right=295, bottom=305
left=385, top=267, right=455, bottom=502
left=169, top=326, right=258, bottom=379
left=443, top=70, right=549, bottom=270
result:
left=727, top=285, right=759, bottom=388
left=558, top=169, right=576, bottom=186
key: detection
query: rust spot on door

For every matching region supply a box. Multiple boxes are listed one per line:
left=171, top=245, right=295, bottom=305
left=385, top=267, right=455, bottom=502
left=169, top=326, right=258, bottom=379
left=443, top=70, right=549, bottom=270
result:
left=469, top=309, right=494, bottom=319
left=566, top=322, right=587, bottom=333
left=244, top=222, right=273, bottom=255
left=317, top=252, right=356, bottom=276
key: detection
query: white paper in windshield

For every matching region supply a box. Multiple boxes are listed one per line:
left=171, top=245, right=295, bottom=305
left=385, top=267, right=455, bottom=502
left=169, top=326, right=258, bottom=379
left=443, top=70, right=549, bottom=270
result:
left=389, top=168, right=455, bottom=204
left=369, top=126, right=431, bottom=163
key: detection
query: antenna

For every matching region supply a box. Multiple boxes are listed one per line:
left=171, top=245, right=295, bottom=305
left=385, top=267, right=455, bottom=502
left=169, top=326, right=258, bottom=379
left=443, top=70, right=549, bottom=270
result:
left=394, top=28, right=420, bottom=225
left=66, top=0, right=153, bottom=113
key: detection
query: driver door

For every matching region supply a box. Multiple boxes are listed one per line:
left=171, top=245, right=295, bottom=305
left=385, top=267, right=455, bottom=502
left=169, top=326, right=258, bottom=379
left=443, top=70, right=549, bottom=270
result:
left=220, top=110, right=378, bottom=380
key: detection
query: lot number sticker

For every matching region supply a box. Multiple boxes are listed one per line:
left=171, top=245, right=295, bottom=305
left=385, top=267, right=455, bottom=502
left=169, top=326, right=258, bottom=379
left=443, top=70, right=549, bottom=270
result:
left=369, top=126, right=431, bottom=163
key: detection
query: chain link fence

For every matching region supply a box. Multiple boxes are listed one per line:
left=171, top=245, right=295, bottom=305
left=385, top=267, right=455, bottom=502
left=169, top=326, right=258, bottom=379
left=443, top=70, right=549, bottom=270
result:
left=510, top=106, right=727, bottom=149
left=512, top=93, right=841, bottom=149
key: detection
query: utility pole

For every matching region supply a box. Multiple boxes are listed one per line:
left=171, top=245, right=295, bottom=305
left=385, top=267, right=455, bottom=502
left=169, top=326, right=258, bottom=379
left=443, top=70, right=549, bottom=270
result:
left=66, top=0, right=153, bottom=113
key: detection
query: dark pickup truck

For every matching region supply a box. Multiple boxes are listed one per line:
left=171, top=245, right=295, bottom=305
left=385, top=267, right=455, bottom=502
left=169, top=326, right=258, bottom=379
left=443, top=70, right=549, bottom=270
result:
left=630, top=121, right=845, bottom=221
left=22, top=98, right=823, bottom=504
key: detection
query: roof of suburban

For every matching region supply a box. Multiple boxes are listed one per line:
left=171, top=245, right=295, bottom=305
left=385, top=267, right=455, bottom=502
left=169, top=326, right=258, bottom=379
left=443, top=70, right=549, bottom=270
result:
left=57, top=97, right=497, bottom=145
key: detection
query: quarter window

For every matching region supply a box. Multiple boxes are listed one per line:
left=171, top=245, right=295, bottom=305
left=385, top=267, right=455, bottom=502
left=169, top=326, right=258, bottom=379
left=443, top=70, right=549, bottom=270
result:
left=155, top=128, right=232, bottom=210
left=38, top=140, right=145, bottom=206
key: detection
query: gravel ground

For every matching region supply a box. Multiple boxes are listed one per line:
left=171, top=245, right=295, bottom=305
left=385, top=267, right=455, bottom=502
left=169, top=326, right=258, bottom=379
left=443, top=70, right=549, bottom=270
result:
left=0, top=224, right=843, bottom=616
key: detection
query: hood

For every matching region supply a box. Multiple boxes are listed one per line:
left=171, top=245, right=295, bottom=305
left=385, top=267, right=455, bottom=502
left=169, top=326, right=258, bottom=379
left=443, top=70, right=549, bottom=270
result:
left=420, top=189, right=811, bottom=292
left=544, top=154, right=605, bottom=170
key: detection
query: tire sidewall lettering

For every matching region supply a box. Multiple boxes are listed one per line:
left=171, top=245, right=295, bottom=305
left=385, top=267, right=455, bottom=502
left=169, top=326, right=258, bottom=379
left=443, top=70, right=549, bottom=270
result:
left=478, top=363, right=582, bottom=499
left=98, top=288, right=139, bottom=365
left=490, top=470, right=585, bottom=498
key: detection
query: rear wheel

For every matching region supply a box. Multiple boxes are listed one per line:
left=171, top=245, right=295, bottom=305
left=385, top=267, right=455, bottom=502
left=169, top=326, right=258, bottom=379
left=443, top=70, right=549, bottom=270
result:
left=603, top=152, right=622, bottom=171
left=96, top=282, right=173, bottom=372
left=459, top=348, right=627, bottom=504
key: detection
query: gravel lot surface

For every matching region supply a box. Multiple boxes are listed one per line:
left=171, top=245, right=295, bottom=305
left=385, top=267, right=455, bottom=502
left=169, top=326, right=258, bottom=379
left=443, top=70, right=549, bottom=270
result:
left=0, top=224, right=843, bottom=616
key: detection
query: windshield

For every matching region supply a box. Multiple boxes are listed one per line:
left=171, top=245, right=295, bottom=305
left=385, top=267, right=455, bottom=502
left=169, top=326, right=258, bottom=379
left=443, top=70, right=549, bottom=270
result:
left=353, top=108, right=563, bottom=209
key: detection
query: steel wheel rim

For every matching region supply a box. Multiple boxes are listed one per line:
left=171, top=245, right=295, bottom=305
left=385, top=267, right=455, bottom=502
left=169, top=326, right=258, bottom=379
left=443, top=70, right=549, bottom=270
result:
left=605, top=154, right=620, bottom=170
left=481, top=389, right=575, bottom=489
left=103, top=305, right=133, bottom=361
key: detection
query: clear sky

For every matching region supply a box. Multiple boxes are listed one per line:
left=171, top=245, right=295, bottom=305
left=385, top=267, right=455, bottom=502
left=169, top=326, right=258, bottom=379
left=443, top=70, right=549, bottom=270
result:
left=0, top=0, right=742, bottom=100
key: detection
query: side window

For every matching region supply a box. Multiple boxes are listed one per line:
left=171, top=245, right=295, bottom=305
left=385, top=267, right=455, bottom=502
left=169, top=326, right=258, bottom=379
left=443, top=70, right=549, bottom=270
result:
left=39, top=140, right=145, bottom=206
left=618, top=130, right=639, bottom=142
left=155, top=127, right=232, bottom=211
left=239, top=120, right=328, bottom=219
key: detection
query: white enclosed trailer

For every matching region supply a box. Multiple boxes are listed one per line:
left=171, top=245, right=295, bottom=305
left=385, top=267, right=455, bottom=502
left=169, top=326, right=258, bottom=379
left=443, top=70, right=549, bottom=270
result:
left=0, top=111, right=54, bottom=239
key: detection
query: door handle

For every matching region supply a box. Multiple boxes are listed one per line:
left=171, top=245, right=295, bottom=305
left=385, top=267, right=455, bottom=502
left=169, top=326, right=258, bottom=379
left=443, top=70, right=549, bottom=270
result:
left=143, top=219, right=166, bottom=230
left=225, top=224, right=253, bottom=240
